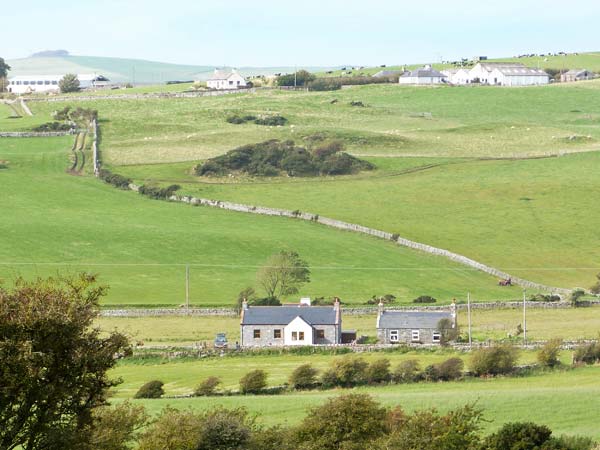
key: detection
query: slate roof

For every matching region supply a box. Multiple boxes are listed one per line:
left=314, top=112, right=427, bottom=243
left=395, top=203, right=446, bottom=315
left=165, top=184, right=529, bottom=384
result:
left=208, top=69, right=238, bottom=81
left=377, top=311, right=452, bottom=329
left=401, top=66, right=446, bottom=78
left=372, top=70, right=402, bottom=78
left=477, top=63, right=548, bottom=77
left=242, top=305, right=337, bottom=325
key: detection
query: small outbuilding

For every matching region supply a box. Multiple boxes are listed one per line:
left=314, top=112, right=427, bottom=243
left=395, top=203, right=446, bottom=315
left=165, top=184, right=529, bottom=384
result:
left=240, top=298, right=342, bottom=347
left=206, top=68, right=247, bottom=90
left=399, top=65, right=447, bottom=85
left=561, top=69, right=595, bottom=83
left=376, top=302, right=457, bottom=345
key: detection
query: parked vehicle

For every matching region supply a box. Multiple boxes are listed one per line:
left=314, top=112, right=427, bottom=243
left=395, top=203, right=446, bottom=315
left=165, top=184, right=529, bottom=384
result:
left=214, top=333, right=228, bottom=348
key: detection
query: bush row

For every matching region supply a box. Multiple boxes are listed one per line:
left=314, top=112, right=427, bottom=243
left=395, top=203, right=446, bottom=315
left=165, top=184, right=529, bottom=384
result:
left=226, top=114, right=288, bottom=126
left=138, top=184, right=181, bottom=200
left=98, top=168, right=132, bottom=189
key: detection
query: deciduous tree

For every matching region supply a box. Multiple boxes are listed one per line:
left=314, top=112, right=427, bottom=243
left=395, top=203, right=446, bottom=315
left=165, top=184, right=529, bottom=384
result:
left=0, top=274, right=129, bottom=450
left=257, top=250, right=310, bottom=299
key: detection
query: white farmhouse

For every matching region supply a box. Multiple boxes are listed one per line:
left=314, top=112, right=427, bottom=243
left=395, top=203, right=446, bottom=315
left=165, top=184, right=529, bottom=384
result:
left=468, top=62, right=549, bottom=86
left=206, top=69, right=247, bottom=90
left=441, top=68, right=471, bottom=85
left=6, top=74, right=110, bottom=94
left=399, top=65, right=447, bottom=85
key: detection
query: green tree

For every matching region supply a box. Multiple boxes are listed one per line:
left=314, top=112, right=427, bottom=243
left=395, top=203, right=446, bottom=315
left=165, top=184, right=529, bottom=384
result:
left=289, top=364, right=319, bottom=390
left=295, top=394, right=388, bottom=450
left=86, top=402, right=148, bottom=450
left=0, top=57, right=10, bottom=78
left=392, top=359, right=422, bottom=383
left=196, top=407, right=254, bottom=450
left=537, top=338, right=563, bottom=368
left=195, top=376, right=221, bottom=396
left=134, top=380, right=165, bottom=399
left=438, top=318, right=459, bottom=345
left=59, top=73, right=81, bottom=93
left=590, top=273, right=600, bottom=294
left=236, top=286, right=257, bottom=313
left=0, top=274, right=129, bottom=450
left=380, top=404, right=484, bottom=450
left=366, top=358, right=392, bottom=384
left=482, top=422, right=554, bottom=450
left=240, top=369, right=268, bottom=394
left=276, top=70, right=316, bottom=87
left=470, top=345, right=519, bottom=376
left=257, top=250, right=310, bottom=299
left=137, top=407, right=203, bottom=450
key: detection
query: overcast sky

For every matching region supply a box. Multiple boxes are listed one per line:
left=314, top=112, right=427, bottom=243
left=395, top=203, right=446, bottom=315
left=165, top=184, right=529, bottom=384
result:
left=2, top=0, right=599, bottom=66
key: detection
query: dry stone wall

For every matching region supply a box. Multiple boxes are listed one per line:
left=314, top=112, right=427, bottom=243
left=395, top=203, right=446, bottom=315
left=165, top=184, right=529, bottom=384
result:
left=0, top=131, right=75, bottom=137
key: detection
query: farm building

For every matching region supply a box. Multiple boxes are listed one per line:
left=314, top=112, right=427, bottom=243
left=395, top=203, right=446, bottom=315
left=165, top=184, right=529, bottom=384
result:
left=467, top=62, right=549, bottom=86
left=6, top=74, right=110, bottom=94
left=372, top=70, right=402, bottom=79
left=561, top=69, right=595, bottom=82
left=376, top=302, right=456, bottom=345
left=399, top=65, right=447, bottom=85
left=240, top=298, right=343, bottom=347
left=442, top=68, right=471, bottom=85
left=206, top=68, right=247, bottom=90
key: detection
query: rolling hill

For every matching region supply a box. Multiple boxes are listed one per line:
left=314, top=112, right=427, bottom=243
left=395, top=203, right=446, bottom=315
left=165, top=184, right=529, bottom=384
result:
left=6, top=54, right=336, bottom=84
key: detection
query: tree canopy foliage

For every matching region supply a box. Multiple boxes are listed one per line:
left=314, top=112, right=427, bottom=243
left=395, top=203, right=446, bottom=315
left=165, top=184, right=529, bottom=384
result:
left=0, top=57, right=10, bottom=79
left=0, top=274, right=129, bottom=450
left=276, top=70, right=316, bottom=87
left=257, top=250, right=311, bottom=299
left=59, top=73, right=81, bottom=93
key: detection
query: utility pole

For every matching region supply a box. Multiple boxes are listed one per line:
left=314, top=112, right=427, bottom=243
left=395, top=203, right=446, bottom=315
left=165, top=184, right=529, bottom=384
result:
left=467, top=292, right=472, bottom=348
left=523, top=289, right=527, bottom=346
left=185, top=264, right=190, bottom=311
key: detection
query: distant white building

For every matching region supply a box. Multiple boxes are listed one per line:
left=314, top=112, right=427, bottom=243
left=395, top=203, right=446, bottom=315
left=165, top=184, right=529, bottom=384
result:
left=561, top=69, right=595, bottom=83
left=206, top=69, right=247, bottom=90
left=441, top=68, right=471, bottom=85
left=7, top=74, right=110, bottom=94
left=467, top=63, right=549, bottom=86
left=399, top=65, right=447, bottom=85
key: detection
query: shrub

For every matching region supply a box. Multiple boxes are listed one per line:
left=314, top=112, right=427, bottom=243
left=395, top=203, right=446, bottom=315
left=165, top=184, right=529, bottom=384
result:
left=195, top=407, right=254, bottom=450
left=289, top=364, right=319, bottom=390
left=239, top=369, right=267, bottom=394
left=194, top=376, right=221, bottom=396
left=254, top=115, right=287, bottom=126
left=295, top=394, right=388, bottom=450
left=529, top=293, right=562, bottom=302
left=134, top=380, right=164, bottom=399
left=437, top=357, right=464, bottom=381
left=307, top=78, right=342, bottom=91
left=194, top=139, right=373, bottom=178
left=59, top=73, right=80, bottom=93
left=392, top=359, right=421, bottom=383
left=366, top=358, right=391, bottom=384
left=573, top=342, right=600, bottom=365
left=551, top=435, right=596, bottom=450
left=413, top=295, right=437, bottom=303
left=250, top=296, right=281, bottom=306
left=422, top=364, right=440, bottom=381
left=470, top=345, right=519, bottom=376
left=350, top=101, right=365, bottom=107
left=98, top=169, right=132, bottom=190
left=482, top=422, right=554, bottom=450
left=138, top=184, right=181, bottom=200
left=276, top=70, right=316, bottom=87
left=569, top=289, right=586, bottom=307
left=32, top=121, right=73, bottom=132
left=537, top=338, right=563, bottom=368
left=320, top=368, right=339, bottom=389
left=590, top=273, right=600, bottom=294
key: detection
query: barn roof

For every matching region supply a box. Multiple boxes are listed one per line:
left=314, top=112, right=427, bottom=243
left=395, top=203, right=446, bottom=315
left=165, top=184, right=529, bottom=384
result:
left=377, top=311, right=452, bottom=329
left=477, top=63, right=548, bottom=77
left=241, top=305, right=338, bottom=325
left=401, top=66, right=446, bottom=78
left=208, top=69, right=239, bottom=80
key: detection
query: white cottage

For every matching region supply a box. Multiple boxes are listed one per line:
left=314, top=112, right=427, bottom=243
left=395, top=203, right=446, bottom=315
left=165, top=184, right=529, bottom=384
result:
left=468, top=63, right=549, bottom=86
left=206, top=69, right=247, bottom=90
left=240, top=298, right=342, bottom=347
left=6, top=74, right=110, bottom=94
left=441, top=68, right=471, bottom=85
left=399, top=65, right=447, bottom=85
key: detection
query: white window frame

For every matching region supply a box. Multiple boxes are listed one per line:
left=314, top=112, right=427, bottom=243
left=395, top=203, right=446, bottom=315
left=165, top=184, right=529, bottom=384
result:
left=411, top=330, right=420, bottom=342
left=292, top=331, right=298, bottom=341
left=432, top=332, right=441, bottom=343
left=298, top=331, right=305, bottom=341
left=389, top=329, right=399, bottom=342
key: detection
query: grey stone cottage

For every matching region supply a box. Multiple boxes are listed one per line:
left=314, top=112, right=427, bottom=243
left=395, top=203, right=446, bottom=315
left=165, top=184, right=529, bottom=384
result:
left=376, top=302, right=457, bottom=345
left=240, top=298, right=342, bottom=347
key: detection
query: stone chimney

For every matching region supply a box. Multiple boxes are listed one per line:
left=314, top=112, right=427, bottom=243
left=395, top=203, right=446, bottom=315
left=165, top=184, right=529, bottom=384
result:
left=376, top=300, right=384, bottom=329
left=242, top=298, right=249, bottom=311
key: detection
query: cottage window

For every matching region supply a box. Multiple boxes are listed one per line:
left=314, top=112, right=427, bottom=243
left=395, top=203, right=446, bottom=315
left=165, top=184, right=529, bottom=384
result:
left=229, top=80, right=233, bottom=85
left=390, top=330, right=399, bottom=342
left=298, top=331, right=305, bottom=341
left=411, top=330, right=420, bottom=342
left=24, top=81, right=29, bottom=85
left=292, top=331, right=298, bottom=341
left=432, top=332, right=441, bottom=343
left=37, top=81, right=43, bottom=85
left=253, top=329, right=261, bottom=339
left=51, top=81, right=58, bottom=85
left=44, top=80, right=50, bottom=85
left=316, top=329, right=325, bottom=339
left=274, top=329, right=282, bottom=339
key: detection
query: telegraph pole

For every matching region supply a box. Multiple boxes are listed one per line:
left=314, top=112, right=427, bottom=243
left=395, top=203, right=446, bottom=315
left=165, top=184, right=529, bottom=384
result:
left=185, top=264, right=190, bottom=311
left=467, top=292, right=472, bottom=348
left=523, top=289, right=527, bottom=346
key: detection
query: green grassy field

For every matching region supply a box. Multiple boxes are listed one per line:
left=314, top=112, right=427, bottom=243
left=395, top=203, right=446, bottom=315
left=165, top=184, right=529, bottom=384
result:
left=96, top=307, right=600, bottom=347
left=1, top=136, right=520, bottom=305
left=110, top=358, right=600, bottom=438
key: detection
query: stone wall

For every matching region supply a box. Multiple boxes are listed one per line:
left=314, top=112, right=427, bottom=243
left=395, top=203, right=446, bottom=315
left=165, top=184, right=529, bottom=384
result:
left=0, top=131, right=76, bottom=137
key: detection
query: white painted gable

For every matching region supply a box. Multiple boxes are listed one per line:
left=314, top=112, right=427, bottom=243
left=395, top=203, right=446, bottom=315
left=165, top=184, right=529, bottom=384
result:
left=284, top=316, right=314, bottom=346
